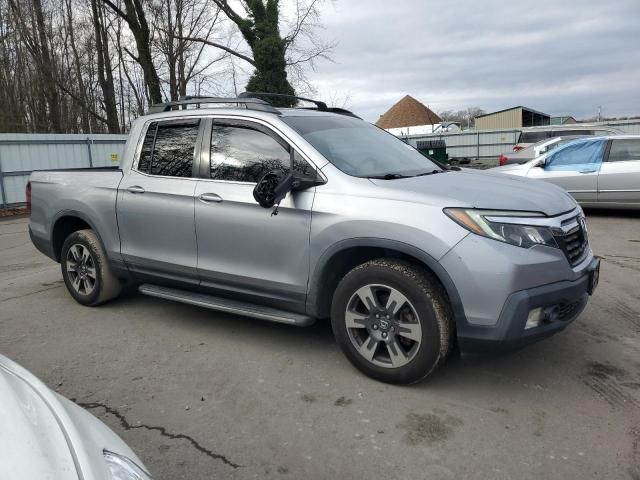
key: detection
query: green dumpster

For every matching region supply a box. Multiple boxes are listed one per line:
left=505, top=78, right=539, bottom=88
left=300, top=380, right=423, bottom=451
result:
left=416, top=139, right=448, bottom=164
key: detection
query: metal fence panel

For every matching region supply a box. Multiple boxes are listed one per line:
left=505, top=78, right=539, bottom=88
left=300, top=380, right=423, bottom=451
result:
left=403, top=119, right=640, bottom=165
left=0, top=133, right=127, bottom=208
left=606, top=121, right=640, bottom=134
left=2, top=174, right=29, bottom=205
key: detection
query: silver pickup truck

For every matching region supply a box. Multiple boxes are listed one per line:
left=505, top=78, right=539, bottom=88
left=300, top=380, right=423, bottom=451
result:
left=28, top=94, right=600, bottom=384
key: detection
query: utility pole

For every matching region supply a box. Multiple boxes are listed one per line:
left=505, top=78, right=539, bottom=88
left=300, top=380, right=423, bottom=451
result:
left=597, top=106, right=602, bottom=123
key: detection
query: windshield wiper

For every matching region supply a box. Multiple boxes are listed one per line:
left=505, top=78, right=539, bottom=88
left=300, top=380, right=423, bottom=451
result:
left=368, top=173, right=411, bottom=180
left=413, top=169, right=448, bottom=177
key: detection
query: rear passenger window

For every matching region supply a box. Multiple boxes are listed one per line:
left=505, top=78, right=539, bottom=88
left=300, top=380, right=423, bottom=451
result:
left=137, top=120, right=200, bottom=177
left=210, top=123, right=290, bottom=182
left=608, top=139, right=640, bottom=162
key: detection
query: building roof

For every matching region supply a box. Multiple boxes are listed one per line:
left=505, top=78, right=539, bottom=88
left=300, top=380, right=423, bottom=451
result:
left=475, top=105, right=549, bottom=119
left=376, top=95, right=442, bottom=129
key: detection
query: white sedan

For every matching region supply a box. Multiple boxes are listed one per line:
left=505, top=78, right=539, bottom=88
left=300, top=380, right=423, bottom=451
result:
left=0, top=353, right=152, bottom=480
left=491, top=135, right=640, bottom=210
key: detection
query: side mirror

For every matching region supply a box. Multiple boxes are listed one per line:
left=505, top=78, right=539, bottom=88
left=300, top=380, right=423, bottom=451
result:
left=291, top=175, right=323, bottom=191
left=253, top=170, right=295, bottom=208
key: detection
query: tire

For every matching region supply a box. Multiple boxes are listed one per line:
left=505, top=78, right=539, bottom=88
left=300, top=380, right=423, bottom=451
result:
left=331, top=259, right=452, bottom=385
left=60, top=229, right=121, bottom=306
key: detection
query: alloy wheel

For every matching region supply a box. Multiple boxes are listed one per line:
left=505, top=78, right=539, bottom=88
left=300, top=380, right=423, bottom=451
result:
left=66, top=244, right=97, bottom=295
left=345, top=284, right=422, bottom=368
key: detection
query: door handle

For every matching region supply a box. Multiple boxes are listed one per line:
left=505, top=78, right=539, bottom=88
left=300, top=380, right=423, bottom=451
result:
left=199, top=193, right=223, bottom=203
left=127, top=185, right=145, bottom=194
left=579, top=169, right=597, bottom=174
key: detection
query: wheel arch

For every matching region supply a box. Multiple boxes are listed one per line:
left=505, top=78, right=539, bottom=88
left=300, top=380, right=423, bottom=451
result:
left=50, top=210, right=107, bottom=263
left=306, top=238, right=467, bottom=326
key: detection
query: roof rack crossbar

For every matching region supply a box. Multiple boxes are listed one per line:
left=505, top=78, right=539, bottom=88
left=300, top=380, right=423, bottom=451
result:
left=146, top=93, right=361, bottom=119
left=239, top=92, right=328, bottom=111
left=146, top=96, right=280, bottom=115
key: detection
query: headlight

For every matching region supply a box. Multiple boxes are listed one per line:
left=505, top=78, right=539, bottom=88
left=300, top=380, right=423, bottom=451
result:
left=444, top=208, right=557, bottom=249
left=104, top=451, right=153, bottom=480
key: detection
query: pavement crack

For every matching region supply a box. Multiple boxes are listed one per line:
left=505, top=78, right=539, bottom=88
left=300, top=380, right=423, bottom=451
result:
left=0, top=284, right=63, bottom=303
left=73, top=400, right=242, bottom=469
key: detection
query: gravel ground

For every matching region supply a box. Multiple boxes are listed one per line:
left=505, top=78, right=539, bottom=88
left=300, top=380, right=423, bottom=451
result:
left=1, top=212, right=639, bottom=480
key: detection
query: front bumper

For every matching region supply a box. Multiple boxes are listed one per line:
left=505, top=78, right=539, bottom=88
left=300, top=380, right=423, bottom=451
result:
left=456, top=257, right=598, bottom=353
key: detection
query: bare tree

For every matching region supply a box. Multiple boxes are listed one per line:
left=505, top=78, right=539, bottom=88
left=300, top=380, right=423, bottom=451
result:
left=151, top=0, right=227, bottom=101
left=91, top=0, right=120, bottom=132
left=0, top=0, right=334, bottom=133
left=173, top=0, right=333, bottom=103
left=100, top=0, right=163, bottom=104
left=439, top=107, right=486, bottom=129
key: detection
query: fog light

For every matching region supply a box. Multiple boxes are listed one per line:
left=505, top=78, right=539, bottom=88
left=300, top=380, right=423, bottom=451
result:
left=525, top=307, right=544, bottom=329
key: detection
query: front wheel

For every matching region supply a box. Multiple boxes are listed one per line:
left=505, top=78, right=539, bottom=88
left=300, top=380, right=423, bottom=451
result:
left=60, top=229, right=121, bottom=306
left=331, top=259, right=452, bottom=384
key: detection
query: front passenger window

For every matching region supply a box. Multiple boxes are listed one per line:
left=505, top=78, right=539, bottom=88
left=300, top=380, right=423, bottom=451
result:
left=545, top=140, right=605, bottom=171
left=210, top=124, right=290, bottom=182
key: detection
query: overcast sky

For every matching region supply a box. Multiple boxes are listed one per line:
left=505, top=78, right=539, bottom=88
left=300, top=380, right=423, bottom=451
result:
left=305, top=0, right=640, bottom=122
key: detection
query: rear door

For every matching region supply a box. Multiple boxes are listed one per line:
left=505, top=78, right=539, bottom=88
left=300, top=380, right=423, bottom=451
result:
left=117, top=118, right=203, bottom=284
left=527, top=139, right=605, bottom=203
left=597, top=138, right=640, bottom=206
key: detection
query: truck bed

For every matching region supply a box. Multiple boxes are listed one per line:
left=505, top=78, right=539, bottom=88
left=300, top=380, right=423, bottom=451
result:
left=28, top=168, right=125, bottom=263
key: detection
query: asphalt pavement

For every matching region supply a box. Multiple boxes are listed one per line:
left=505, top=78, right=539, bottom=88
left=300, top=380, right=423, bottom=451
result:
left=1, top=212, right=639, bottom=480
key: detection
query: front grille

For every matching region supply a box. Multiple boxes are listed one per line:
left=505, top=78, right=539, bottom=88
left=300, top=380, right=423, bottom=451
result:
left=554, top=218, right=589, bottom=266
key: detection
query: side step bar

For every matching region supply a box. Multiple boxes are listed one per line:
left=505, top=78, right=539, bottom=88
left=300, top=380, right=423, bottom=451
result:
left=138, top=284, right=315, bottom=327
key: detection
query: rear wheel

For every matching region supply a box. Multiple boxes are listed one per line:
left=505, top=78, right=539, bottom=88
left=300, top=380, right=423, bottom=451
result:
left=331, top=259, right=452, bottom=384
left=60, top=229, right=121, bottom=306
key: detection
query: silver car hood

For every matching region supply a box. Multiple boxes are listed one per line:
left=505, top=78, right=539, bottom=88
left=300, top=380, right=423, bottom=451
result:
left=0, top=362, right=78, bottom=480
left=369, top=168, right=576, bottom=216
left=0, top=354, right=147, bottom=480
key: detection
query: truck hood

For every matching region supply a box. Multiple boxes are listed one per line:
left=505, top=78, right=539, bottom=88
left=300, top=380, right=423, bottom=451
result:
left=369, top=168, right=576, bottom=216
left=0, top=361, right=78, bottom=480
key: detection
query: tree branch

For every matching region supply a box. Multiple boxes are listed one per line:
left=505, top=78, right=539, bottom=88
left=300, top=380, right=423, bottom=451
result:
left=99, top=0, right=129, bottom=22
left=166, top=32, right=255, bottom=66
left=284, top=0, right=320, bottom=47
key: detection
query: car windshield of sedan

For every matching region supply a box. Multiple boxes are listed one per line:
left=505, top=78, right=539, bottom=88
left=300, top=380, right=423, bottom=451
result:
left=281, top=115, right=442, bottom=178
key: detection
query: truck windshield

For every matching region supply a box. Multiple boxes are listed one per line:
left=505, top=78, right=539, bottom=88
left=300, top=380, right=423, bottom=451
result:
left=281, top=115, right=442, bottom=178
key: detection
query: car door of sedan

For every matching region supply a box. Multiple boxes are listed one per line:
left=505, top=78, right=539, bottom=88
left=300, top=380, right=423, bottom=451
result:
left=597, top=138, right=640, bottom=207
left=527, top=139, right=606, bottom=204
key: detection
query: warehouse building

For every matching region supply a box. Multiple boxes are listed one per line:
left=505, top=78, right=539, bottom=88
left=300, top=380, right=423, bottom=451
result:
left=475, top=106, right=550, bottom=130
left=550, top=116, right=577, bottom=125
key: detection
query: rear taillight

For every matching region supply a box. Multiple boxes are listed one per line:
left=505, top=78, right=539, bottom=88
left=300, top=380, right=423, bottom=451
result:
left=25, top=181, right=32, bottom=214
left=499, top=155, right=508, bottom=166
left=513, top=145, right=524, bottom=152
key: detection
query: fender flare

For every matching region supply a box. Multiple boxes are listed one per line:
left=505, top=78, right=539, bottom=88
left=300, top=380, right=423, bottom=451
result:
left=306, top=237, right=467, bottom=325
left=50, top=209, right=110, bottom=262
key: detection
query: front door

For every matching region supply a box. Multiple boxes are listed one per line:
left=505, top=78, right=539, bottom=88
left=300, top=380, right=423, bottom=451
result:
left=528, top=138, right=606, bottom=204
left=598, top=138, right=640, bottom=207
left=194, top=118, right=317, bottom=310
left=117, top=118, right=203, bottom=284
